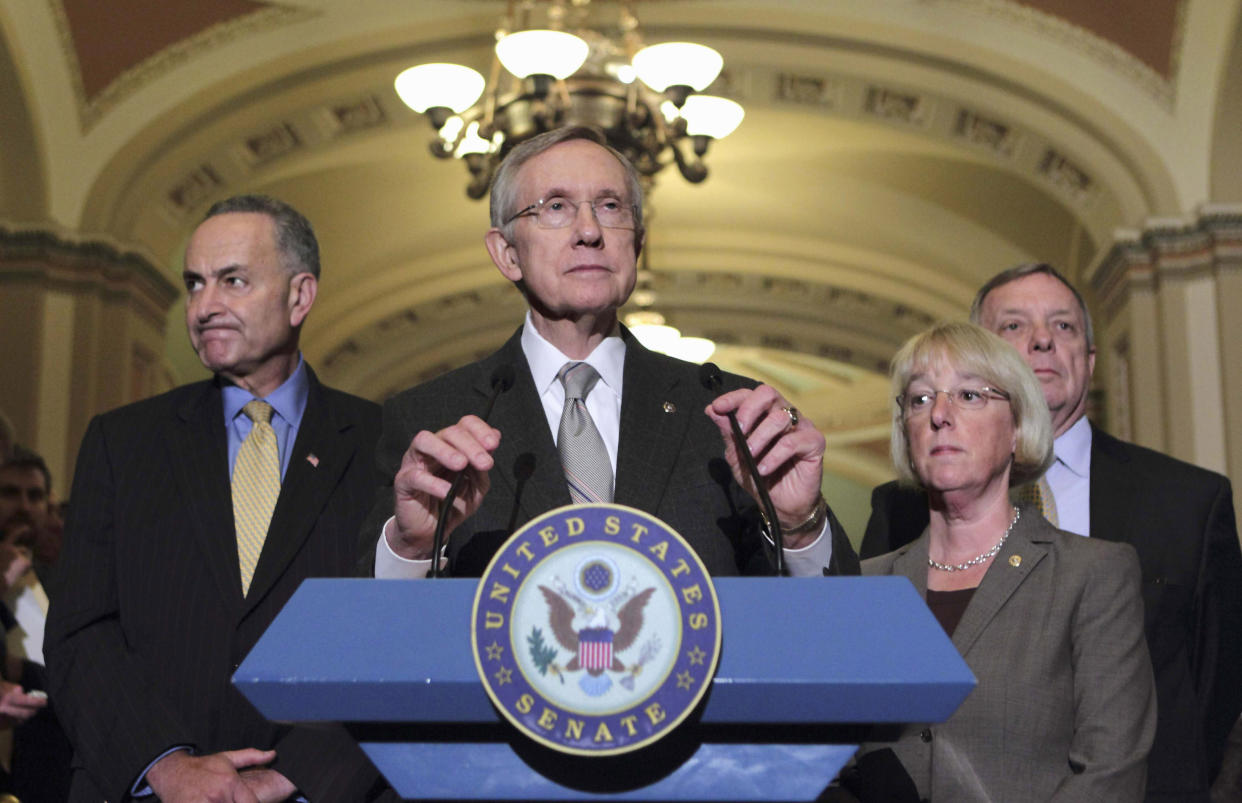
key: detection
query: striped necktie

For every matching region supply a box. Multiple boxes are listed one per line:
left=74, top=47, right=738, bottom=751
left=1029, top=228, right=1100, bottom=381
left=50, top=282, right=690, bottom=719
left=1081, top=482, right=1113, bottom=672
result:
left=1016, top=474, right=1058, bottom=528
left=557, top=362, right=613, bottom=504
left=232, top=400, right=280, bottom=595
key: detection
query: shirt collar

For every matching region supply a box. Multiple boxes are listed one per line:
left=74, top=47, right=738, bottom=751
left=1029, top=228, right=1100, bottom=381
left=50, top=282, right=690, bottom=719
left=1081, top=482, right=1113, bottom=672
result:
left=520, top=311, right=626, bottom=398
left=222, top=354, right=310, bottom=426
left=1053, top=414, right=1092, bottom=478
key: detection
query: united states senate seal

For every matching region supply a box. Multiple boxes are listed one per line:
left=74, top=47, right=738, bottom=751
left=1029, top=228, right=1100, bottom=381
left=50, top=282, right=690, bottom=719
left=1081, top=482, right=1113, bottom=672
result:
left=471, top=503, right=722, bottom=756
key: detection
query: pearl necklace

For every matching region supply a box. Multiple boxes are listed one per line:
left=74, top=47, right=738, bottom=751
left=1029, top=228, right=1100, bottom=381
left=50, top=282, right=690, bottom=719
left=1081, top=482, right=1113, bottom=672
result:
left=928, top=507, right=1021, bottom=572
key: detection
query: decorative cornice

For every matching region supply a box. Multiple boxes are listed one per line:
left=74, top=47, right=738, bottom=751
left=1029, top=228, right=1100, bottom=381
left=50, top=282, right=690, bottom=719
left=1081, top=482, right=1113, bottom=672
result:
left=1092, top=209, right=1242, bottom=321
left=0, top=225, right=179, bottom=328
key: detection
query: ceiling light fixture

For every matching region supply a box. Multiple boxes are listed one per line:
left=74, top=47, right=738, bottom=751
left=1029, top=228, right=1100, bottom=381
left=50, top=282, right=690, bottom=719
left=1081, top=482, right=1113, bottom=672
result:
left=394, top=0, right=744, bottom=198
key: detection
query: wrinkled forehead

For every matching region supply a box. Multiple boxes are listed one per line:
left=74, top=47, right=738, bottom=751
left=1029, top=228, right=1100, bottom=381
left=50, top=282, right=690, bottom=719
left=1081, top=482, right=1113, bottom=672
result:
left=982, top=273, right=1085, bottom=324
left=516, top=139, right=630, bottom=201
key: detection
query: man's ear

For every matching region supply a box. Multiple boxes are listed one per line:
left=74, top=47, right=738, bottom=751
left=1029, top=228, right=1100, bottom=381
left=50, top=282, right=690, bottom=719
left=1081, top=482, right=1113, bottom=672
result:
left=288, top=272, right=318, bottom=328
left=485, top=229, right=522, bottom=282
left=1087, top=347, right=1097, bottom=379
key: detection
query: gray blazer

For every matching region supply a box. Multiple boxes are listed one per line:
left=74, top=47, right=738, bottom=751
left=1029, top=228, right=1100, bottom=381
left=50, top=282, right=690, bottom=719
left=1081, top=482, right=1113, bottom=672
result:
left=860, top=509, right=1156, bottom=802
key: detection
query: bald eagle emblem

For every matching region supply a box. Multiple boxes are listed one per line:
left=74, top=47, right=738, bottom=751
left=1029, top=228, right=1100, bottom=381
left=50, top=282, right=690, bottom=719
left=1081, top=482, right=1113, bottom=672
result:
left=531, top=558, right=660, bottom=696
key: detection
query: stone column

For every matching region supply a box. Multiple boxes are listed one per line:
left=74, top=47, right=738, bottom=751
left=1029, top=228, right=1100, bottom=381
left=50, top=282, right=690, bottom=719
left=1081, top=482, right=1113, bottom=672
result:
left=1091, top=205, right=1242, bottom=498
left=0, top=226, right=178, bottom=489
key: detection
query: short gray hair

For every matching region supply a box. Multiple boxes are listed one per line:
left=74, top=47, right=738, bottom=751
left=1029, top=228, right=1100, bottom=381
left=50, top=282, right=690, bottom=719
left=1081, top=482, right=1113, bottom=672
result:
left=970, top=262, right=1093, bottom=349
left=204, top=194, right=321, bottom=278
left=889, top=321, right=1053, bottom=489
left=488, top=126, right=645, bottom=248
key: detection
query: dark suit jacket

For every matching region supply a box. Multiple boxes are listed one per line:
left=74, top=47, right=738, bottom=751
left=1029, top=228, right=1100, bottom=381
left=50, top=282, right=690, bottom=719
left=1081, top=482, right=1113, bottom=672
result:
left=361, top=327, right=858, bottom=578
left=860, top=512, right=1156, bottom=801
left=861, top=425, right=1242, bottom=802
left=45, top=370, right=389, bottom=802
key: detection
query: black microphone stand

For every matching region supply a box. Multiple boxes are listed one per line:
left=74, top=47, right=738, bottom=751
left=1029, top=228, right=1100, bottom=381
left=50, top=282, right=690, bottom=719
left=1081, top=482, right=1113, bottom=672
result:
left=699, top=363, right=785, bottom=576
left=429, top=365, right=515, bottom=578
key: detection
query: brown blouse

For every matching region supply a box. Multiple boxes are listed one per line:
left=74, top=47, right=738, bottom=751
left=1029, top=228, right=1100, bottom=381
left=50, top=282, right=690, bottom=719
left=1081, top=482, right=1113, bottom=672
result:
left=926, top=587, right=977, bottom=637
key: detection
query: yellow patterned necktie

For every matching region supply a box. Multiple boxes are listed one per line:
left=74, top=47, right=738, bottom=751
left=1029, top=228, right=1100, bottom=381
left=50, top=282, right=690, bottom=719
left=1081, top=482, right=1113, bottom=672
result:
left=1016, top=474, right=1059, bottom=528
left=232, top=400, right=279, bottom=595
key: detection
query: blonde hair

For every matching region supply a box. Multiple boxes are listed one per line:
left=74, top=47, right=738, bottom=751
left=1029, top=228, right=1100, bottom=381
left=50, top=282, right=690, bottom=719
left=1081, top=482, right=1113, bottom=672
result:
left=889, top=321, right=1053, bottom=488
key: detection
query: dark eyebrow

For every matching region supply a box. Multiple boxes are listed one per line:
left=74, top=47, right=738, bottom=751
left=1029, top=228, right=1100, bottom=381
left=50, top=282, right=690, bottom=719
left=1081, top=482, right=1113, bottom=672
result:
left=182, top=264, right=243, bottom=281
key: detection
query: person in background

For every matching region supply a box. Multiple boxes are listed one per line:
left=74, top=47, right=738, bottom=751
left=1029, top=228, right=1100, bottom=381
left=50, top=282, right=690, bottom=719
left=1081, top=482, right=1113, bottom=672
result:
left=845, top=321, right=1154, bottom=802
left=862, top=263, right=1242, bottom=802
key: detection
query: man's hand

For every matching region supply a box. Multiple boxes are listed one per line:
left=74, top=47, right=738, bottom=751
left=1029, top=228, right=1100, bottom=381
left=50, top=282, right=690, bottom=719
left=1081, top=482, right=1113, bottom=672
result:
left=146, top=748, right=279, bottom=803
left=0, top=681, right=47, bottom=729
left=240, top=767, right=298, bottom=802
left=387, top=415, right=501, bottom=560
left=705, top=385, right=826, bottom=548
left=0, top=538, right=32, bottom=593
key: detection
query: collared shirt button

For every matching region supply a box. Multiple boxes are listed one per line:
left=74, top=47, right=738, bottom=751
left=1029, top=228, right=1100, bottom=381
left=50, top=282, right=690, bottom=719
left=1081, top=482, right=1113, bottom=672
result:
left=920, top=728, right=933, bottom=742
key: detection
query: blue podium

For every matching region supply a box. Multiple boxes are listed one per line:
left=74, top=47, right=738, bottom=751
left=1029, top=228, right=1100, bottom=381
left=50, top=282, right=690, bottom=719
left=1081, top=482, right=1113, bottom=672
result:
left=235, top=577, right=973, bottom=801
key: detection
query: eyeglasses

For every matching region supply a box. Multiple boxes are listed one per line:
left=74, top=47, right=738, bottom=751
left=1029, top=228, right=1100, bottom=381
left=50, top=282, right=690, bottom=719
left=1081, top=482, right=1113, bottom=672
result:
left=898, top=386, right=1010, bottom=416
left=504, top=196, right=637, bottom=230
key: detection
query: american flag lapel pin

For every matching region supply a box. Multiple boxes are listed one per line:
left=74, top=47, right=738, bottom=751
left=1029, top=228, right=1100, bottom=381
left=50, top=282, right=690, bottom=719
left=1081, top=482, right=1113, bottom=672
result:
left=306, top=453, right=320, bottom=468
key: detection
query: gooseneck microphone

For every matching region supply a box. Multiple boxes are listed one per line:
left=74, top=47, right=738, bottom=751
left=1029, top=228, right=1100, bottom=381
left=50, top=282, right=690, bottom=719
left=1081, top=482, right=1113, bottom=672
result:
left=699, top=362, right=785, bottom=576
left=429, top=364, right=516, bottom=578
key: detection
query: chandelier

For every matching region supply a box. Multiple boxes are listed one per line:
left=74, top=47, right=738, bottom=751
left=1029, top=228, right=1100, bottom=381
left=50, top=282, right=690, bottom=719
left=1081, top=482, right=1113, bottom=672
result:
left=393, top=0, right=745, bottom=198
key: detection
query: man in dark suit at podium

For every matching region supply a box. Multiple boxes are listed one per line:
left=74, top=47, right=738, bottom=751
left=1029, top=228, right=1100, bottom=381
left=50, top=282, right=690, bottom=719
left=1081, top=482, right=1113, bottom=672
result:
left=861, top=263, right=1242, bottom=802
left=46, top=196, right=390, bottom=802
left=362, top=126, right=858, bottom=580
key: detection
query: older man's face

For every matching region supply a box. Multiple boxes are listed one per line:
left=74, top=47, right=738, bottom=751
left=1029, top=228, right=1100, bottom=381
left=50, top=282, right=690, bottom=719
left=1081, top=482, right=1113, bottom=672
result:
left=977, top=272, right=1095, bottom=437
left=489, top=139, right=638, bottom=321
left=183, top=212, right=313, bottom=394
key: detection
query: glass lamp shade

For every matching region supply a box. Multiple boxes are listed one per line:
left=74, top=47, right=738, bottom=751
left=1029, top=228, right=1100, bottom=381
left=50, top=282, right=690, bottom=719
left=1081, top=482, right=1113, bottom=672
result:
left=495, top=30, right=589, bottom=79
left=394, top=63, right=485, bottom=113
left=632, top=42, right=723, bottom=92
left=679, top=95, right=745, bottom=138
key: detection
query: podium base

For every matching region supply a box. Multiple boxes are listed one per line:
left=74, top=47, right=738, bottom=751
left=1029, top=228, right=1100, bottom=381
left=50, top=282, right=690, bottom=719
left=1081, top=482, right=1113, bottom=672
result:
left=362, top=740, right=855, bottom=801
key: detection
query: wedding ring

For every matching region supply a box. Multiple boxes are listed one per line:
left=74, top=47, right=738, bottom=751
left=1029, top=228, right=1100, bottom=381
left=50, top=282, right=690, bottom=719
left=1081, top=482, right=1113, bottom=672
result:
left=782, top=405, right=799, bottom=428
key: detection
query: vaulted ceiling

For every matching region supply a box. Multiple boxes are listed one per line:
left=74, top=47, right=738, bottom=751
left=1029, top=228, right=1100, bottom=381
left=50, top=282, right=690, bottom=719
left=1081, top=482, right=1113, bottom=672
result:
left=2, top=0, right=1239, bottom=496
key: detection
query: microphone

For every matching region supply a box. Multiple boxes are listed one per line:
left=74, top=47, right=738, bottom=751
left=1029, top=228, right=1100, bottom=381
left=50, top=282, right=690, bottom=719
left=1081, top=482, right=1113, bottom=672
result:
left=700, top=362, right=785, bottom=576
left=429, top=364, right=515, bottom=578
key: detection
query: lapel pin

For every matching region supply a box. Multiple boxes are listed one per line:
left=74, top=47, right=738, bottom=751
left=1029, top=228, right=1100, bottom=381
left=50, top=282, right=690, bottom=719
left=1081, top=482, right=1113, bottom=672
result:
left=1009, top=555, right=1022, bottom=567
left=306, top=453, right=320, bottom=468
left=663, top=401, right=676, bottom=414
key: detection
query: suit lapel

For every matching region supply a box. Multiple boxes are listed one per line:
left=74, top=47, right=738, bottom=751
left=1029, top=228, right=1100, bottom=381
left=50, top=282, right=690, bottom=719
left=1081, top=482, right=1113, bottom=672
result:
left=614, top=338, right=690, bottom=508
left=243, top=371, right=353, bottom=611
left=950, top=515, right=1050, bottom=657
left=1087, top=425, right=1135, bottom=546
left=168, top=381, right=244, bottom=607
left=482, top=333, right=570, bottom=519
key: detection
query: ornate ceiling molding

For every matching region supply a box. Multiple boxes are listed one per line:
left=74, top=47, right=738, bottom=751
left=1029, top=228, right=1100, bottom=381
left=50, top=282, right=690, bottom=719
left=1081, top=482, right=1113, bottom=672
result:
left=49, top=0, right=314, bottom=130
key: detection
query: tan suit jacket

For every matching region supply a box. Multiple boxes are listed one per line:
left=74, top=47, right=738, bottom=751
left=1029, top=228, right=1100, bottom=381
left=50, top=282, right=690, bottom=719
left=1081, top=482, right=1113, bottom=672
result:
left=861, top=509, right=1156, bottom=802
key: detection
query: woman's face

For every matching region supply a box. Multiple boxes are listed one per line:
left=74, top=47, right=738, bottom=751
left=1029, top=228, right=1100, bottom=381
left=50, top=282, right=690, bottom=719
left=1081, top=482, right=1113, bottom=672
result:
left=903, top=361, right=1017, bottom=497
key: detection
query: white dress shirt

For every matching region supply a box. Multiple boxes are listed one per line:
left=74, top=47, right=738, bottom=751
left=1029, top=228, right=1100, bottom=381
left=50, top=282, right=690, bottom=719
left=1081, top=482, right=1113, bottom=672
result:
left=1046, top=415, right=1093, bottom=537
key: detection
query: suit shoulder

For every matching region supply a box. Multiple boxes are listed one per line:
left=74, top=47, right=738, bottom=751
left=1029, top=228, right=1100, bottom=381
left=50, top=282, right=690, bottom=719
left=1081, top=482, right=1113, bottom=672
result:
left=383, top=357, right=491, bottom=411
left=316, top=383, right=381, bottom=419
left=861, top=546, right=906, bottom=576
left=1046, top=523, right=1140, bottom=570
left=1095, top=428, right=1230, bottom=491
left=92, top=380, right=214, bottom=427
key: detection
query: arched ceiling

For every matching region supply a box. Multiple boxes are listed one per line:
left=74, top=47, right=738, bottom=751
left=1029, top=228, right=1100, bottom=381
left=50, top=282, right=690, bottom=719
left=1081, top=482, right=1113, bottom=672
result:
left=1, top=0, right=1237, bottom=489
